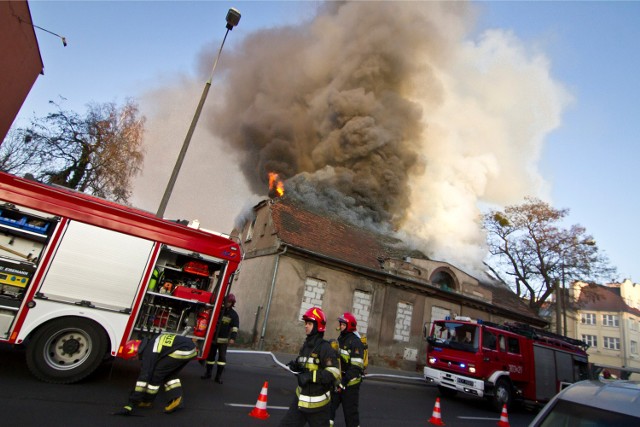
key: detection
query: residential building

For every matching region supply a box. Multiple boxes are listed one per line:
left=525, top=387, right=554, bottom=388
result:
left=571, top=279, right=640, bottom=379
left=230, top=196, right=545, bottom=370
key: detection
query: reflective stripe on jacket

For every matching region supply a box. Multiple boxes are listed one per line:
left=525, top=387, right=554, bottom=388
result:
left=338, top=331, right=365, bottom=386
left=295, top=333, right=341, bottom=412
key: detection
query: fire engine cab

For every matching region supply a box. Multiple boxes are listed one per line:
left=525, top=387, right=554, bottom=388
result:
left=0, top=171, right=241, bottom=383
left=423, top=316, right=589, bottom=410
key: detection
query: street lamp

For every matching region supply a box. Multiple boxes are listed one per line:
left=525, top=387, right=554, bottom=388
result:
left=156, top=8, right=241, bottom=218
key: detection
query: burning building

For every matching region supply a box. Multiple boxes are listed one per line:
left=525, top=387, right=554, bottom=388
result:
left=230, top=190, right=543, bottom=370
left=133, top=1, right=565, bottom=368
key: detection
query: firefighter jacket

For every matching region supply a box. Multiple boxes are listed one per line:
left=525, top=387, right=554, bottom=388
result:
left=215, top=306, right=239, bottom=344
left=337, top=331, right=365, bottom=387
left=293, top=332, right=341, bottom=412
left=130, top=334, right=197, bottom=402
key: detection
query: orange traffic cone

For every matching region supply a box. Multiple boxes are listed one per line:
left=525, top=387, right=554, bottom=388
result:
left=428, top=397, right=445, bottom=425
left=497, top=404, right=510, bottom=427
left=249, top=381, right=270, bottom=420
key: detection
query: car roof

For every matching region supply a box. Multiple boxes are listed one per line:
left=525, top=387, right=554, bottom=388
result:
left=557, top=380, right=640, bottom=416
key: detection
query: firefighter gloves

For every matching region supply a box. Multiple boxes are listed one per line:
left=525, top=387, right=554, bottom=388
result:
left=287, top=360, right=303, bottom=373
left=297, top=371, right=313, bottom=387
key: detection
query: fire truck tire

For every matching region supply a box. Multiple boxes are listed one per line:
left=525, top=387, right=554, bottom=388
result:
left=26, top=317, right=109, bottom=384
left=438, top=385, right=457, bottom=398
left=491, top=377, right=513, bottom=411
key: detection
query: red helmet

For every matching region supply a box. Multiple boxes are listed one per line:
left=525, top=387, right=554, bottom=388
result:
left=302, top=307, right=327, bottom=332
left=338, top=312, right=357, bottom=332
left=225, top=293, right=236, bottom=305
left=120, top=339, right=141, bottom=360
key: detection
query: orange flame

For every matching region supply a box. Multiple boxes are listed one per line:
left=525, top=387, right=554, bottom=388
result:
left=268, top=172, right=285, bottom=197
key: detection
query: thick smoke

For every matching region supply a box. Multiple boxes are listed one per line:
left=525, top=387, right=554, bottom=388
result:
left=134, top=1, right=569, bottom=276
left=209, top=1, right=471, bottom=227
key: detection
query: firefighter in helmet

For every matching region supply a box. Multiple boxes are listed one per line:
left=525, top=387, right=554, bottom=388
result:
left=280, top=307, right=341, bottom=427
left=114, top=333, right=198, bottom=416
left=201, top=292, right=239, bottom=383
left=330, top=312, right=365, bottom=427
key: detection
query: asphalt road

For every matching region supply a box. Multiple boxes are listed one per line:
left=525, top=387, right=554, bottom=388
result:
left=0, top=344, right=537, bottom=426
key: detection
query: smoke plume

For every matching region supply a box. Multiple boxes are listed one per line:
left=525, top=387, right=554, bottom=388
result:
left=135, top=1, right=570, bottom=276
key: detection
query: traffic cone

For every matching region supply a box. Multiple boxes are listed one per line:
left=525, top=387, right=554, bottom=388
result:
left=428, top=397, right=445, bottom=425
left=497, top=404, right=510, bottom=427
left=249, top=381, right=270, bottom=420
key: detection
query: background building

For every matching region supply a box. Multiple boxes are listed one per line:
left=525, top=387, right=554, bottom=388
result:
left=571, top=279, right=640, bottom=379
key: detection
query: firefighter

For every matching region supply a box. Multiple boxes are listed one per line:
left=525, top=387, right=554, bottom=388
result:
left=280, top=307, right=341, bottom=427
left=201, top=293, right=239, bottom=383
left=330, top=312, right=365, bottom=427
left=114, top=333, right=198, bottom=416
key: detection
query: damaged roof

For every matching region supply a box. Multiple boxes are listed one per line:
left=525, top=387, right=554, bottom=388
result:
left=267, top=197, right=541, bottom=322
left=270, top=196, right=397, bottom=270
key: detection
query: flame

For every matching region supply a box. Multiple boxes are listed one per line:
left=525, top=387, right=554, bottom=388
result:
left=268, top=172, right=285, bottom=197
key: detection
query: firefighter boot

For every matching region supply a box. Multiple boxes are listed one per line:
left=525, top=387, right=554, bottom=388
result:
left=214, top=365, right=225, bottom=384
left=201, top=364, right=213, bottom=380
left=164, top=396, right=183, bottom=414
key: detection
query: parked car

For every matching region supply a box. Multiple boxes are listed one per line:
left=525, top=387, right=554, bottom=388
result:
left=529, top=379, right=640, bottom=427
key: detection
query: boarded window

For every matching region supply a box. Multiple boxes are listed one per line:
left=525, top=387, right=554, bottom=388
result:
left=352, top=290, right=371, bottom=334
left=299, top=277, right=326, bottom=320
left=394, top=301, right=412, bottom=342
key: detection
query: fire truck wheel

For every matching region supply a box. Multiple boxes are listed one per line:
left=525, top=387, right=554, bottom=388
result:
left=26, top=317, right=109, bottom=384
left=491, top=377, right=513, bottom=411
left=438, top=385, right=457, bottom=398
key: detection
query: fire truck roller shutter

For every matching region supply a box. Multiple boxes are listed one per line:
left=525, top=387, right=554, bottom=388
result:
left=38, top=221, right=155, bottom=310
left=25, top=316, right=109, bottom=384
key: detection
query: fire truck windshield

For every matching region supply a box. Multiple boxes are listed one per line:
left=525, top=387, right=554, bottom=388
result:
left=428, top=321, right=479, bottom=352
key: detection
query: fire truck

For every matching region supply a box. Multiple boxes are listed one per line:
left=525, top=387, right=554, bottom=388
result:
left=423, top=316, right=590, bottom=410
left=0, top=171, right=241, bottom=383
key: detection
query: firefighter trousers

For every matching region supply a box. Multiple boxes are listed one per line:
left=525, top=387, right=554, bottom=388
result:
left=131, top=357, right=192, bottom=404
left=205, top=343, right=228, bottom=365
left=330, top=383, right=360, bottom=427
left=279, top=397, right=331, bottom=427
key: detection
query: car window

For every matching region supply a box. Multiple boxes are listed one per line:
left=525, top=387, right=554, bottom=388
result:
left=535, top=399, right=639, bottom=427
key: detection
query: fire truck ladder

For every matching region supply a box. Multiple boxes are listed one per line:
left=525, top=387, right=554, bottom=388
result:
left=485, top=321, right=589, bottom=351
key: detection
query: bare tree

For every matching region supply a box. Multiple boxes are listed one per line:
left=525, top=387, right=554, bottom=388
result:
left=483, top=197, right=616, bottom=314
left=0, top=100, right=145, bottom=203
left=0, top=128, right=41, bottom=175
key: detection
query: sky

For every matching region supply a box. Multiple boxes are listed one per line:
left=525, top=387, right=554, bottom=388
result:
left=9, top=0, right=640, bottom=283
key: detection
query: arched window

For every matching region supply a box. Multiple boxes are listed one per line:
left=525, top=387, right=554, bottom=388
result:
left=430, top=269, right=457, bottom=292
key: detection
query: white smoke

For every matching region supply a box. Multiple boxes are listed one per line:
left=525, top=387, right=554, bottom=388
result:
left=404, top=28, right=571, bottom=274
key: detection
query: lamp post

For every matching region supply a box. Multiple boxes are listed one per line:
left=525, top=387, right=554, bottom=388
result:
left=156, top=8, right=241, bottom=218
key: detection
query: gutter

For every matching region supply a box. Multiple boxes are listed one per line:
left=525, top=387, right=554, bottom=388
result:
left=258, top=245, right=287, bottom=350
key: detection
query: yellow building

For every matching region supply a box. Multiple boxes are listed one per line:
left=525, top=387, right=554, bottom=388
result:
left=571, top=279, right=640, bottom=379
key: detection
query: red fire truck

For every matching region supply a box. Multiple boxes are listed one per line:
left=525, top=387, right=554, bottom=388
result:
left=0, top=171, right=241, bottom=383
left=423, top=316, right=590, bottom=410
